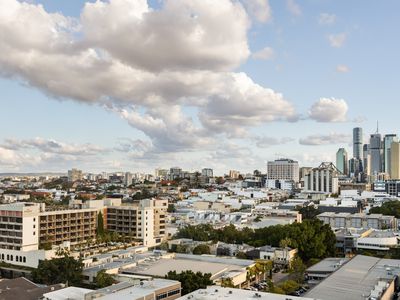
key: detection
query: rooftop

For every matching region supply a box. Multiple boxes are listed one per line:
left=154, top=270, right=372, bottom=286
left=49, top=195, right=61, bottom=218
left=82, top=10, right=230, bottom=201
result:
left=177, top=286, right=312, bottom=300
left=305, top=255, right=400, bottom=300
left=306, top=257, right=350, bottom=273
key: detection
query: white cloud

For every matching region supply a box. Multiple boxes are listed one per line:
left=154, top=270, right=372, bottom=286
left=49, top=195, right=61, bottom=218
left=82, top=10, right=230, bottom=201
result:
left=286, top=0, right=302, bottom=16
left=318, top=13, right=336, bottom=25
left=336, top=64, right=350, bottom=73
left=0, top=0, right=300, bottom=158
left=241, top=0, right=272, bottom=23
left=81, top=0, right=250, bottom=72
left=1, top=138, right=106, bottom=156
left=328, top=33, right=347, bottom=48
left=299, top=133, right=351, bottom=146
left=252, top=47, right=274, bottom=60
left=254, top=136, right=294, bottom=148
left=309, top=98, right=348, bottom=122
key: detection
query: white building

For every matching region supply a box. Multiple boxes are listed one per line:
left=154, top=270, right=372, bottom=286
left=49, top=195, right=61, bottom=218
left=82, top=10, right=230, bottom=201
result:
left=267, top=159, right=299, bottom=182
left=303, top=162, right=340, bottom=194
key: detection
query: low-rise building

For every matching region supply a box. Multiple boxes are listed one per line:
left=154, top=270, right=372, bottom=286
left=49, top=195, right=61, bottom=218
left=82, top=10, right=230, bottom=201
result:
left=177, top=286, right=311, bottom=300
left=305, top=255, right=400, bottom=300
left=317, top=212, right=397, bottom=230
left=43, top=278, right=181, bottom=300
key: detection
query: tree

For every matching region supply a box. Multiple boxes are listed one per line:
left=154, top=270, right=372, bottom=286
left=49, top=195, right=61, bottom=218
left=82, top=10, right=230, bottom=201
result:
left=278, top=280, right=300, bottom=294
left=167, top=204, right=176, bottom=213
left=298, top=206, right=320, bottom=220
left=193, top=244, right=211, bottom=255
left=32, top=251, right=83, bottom=286
left=289, top=257, right=306, bottom=283
left=97, top=212, right=105, bottom=238
left=165, top=271, right=212, bottom=295
left=94, top=270, right=115, bottom=288
left=369, top=201, right=400, bottom=218
left=221, top=278, right=234, bottom=288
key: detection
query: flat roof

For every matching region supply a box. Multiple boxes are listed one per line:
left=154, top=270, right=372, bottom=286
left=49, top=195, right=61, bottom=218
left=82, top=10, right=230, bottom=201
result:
left=177, top=286, right=313, bottom=300
left=43, top=286, right=92, bottom=300
left=123, top=255, right=253, bottom=280
left=306, top=257, right=350, bottom=273
left=305, top=255, right=400, bottom=300
left=88, top=279, right=180, bottom=300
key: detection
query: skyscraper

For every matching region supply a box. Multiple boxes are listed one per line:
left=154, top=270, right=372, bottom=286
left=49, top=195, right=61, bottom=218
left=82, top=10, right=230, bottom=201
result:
left=370, top=133, right=382, bottom=175
left=390, top=142, right=400, bottom=179
left=383, top=134, right=398, bottom=174
left=363, top=144, right=371, bottom=176
left=353, top=127, right=363, bottom=159
left=336, top=148, right=348, bottom=175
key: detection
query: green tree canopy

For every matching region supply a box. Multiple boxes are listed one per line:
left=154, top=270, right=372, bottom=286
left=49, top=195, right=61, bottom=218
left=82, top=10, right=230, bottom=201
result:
left=97, top=211, right=105, bottom=238
left=165, top=270, right=212, bottom=295
left=32, top=251, right=83, bottom=286
left=192, top=244, right=211, bottom=255
left=94, top=270, right=116, bottom=288
left=176, top=219, right=336, bottom=262
left=369, top=201, right=400, bottom=218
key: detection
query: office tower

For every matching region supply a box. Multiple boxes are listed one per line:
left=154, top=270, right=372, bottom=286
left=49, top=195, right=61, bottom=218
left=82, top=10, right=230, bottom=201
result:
left=267, top=158, right=300, bottom=182
left=68, top=168, right=83, bottom=182
left=125, top=172, right=133, bottom=186
left=390, top=142, right=400, bottom=180
left=201, top=168, right=213, bottom=177
left=169, top=167, right=182, bottom=180
left=383, top=134, right=398, bottom=174
left=370, top=133, right=382, bottom=175
left=336, top=148, right=348, bottom=175
left=303, top=162, right=340, bottom=194
left=353, top=127, right=363, bottom=159
left=363, top=144, right=370, bottom=176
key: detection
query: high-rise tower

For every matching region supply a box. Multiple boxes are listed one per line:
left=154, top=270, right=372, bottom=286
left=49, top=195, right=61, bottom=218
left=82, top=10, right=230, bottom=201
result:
left=353, top=127, right=363, bottom=160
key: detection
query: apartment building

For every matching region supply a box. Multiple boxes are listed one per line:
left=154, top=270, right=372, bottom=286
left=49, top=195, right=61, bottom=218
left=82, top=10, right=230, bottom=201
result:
left=106, top=199, right=167, bottom=247
left=0, top=202, right=40, bottom=251
left=317, top=212, right=397, bottom=230
left=39, top=208, right=97, bottom=249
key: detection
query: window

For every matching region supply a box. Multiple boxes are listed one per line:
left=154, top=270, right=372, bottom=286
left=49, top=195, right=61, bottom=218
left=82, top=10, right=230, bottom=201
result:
left=23, top=257, right=26, bottom=263
left=156, top=292, right=168, bottom=300
left=16, top=256, right=19, bottom=262
left=168, top=289, right=181, bottom=297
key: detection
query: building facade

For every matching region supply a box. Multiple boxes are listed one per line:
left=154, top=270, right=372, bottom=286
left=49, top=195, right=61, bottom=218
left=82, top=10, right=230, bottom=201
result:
left=336, top=148, right=348, bottom=175
left=267, top=159, right=299, bottom=182
left=106, top=199, right=167, bottom=247
left=303, top=162, right=340, bottom=194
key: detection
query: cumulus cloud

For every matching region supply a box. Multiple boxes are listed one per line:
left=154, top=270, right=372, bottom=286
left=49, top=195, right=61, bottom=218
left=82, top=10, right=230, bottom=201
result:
left=241, top=0, right=272, bottom=23
left=328, top=33, right=347, bottom=48
left=286, top=0, right=302, bottom=16
left=318, top=13, right=336, bottom=25
left=0, top=0, right=299, bottom=157
left=1, top=138, right=106, bottom=156
left=336, top=64, right=350, bottom=73
left=254, top=136, right=294, bottom=148
left=299, top=133, right=351, bottom=146
left=309, top=98, right=348, bottom=122
left=252, top=47, right=274, bottom=60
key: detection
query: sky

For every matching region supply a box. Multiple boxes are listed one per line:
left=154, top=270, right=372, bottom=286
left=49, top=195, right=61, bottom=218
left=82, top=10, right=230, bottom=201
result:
left=0, top=0, right=400, bottom=175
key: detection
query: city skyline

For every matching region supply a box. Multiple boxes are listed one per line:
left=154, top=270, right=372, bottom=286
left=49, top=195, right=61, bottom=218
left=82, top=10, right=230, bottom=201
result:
left=1, top=0, right=400, bottom=174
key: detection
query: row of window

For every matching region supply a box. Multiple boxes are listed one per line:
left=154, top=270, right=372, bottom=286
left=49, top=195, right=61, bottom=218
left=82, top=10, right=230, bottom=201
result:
left=156, top=288, right=181, bottom=300
left=0, top=253, right=26, bottom=263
